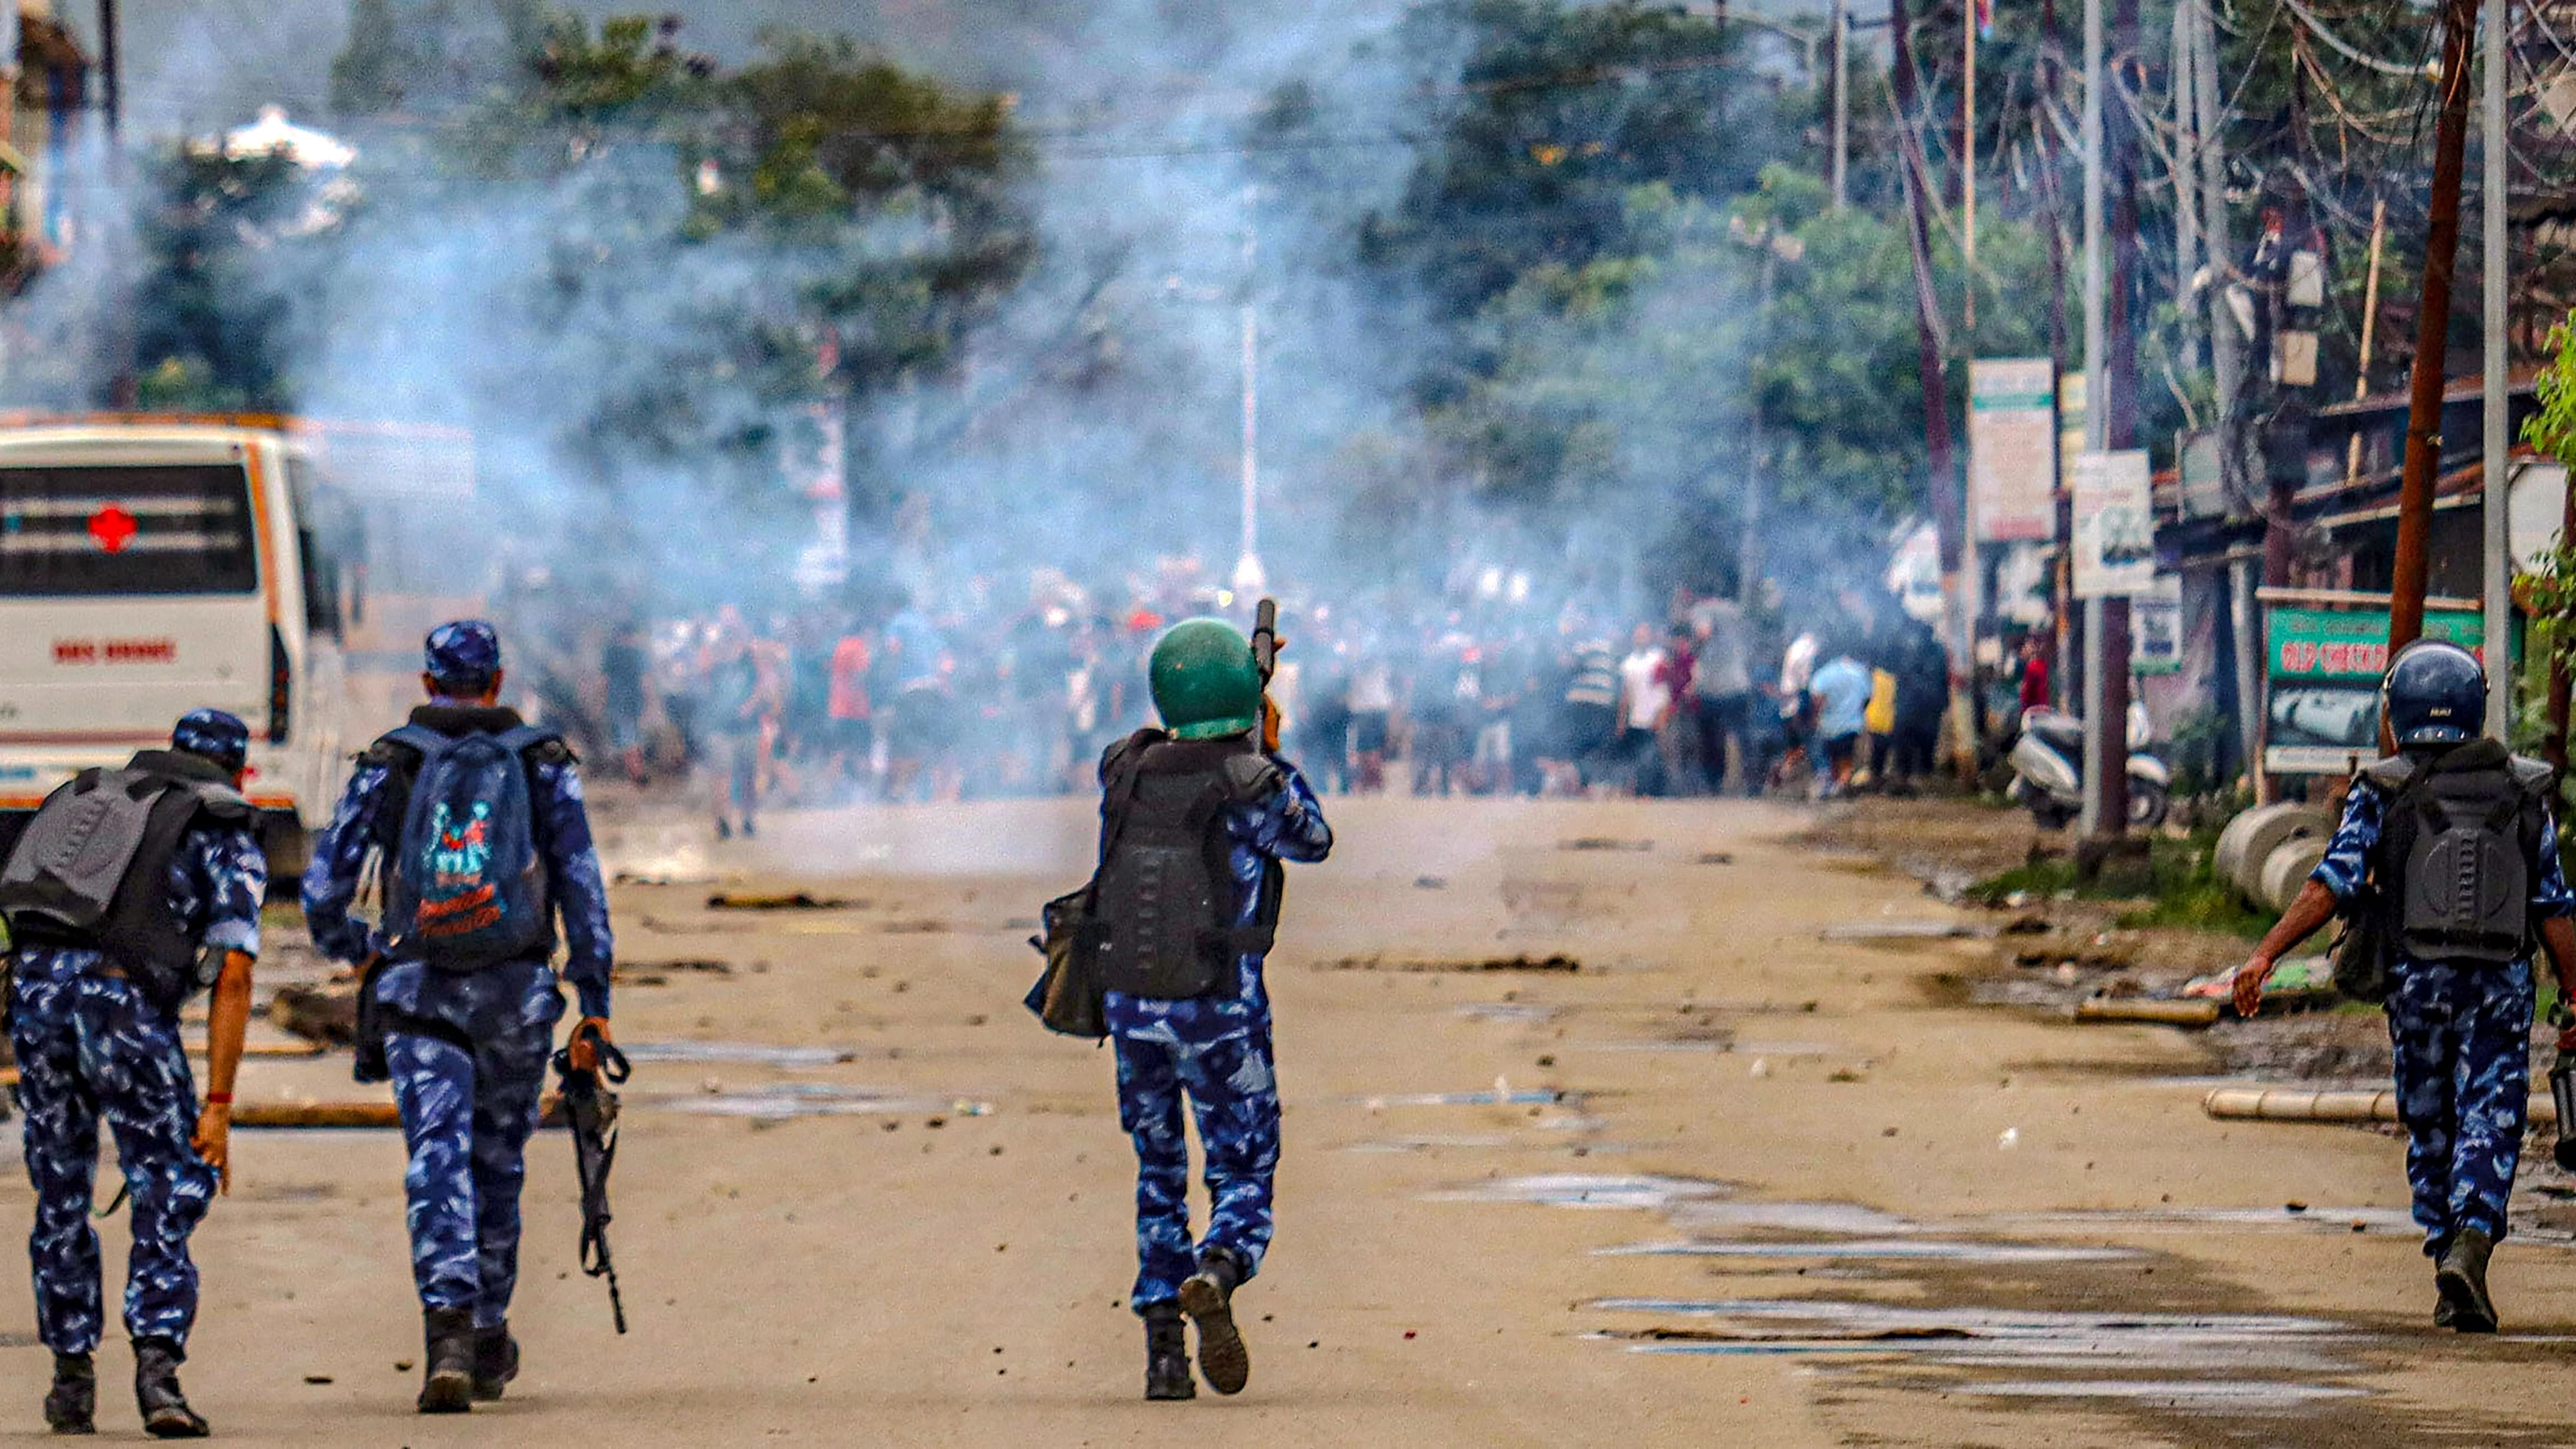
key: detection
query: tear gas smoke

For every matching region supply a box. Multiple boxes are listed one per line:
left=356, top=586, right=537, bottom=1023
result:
left=1, top=2, right=1899, bottom=637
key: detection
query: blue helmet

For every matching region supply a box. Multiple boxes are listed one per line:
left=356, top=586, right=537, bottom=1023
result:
left=171, top=707, right=250, bottom=771
left=424, top=619, right=502, bottom=693
left=2382, top=638, right=2485, bottom=747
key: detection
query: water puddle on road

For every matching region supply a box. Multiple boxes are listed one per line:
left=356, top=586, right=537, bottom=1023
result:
left=1452, top=1002, right=1562, bottom=1023
left=1998, top=1205, right=2418, bottom=1237
left=1594, top=1299, right=2371, bottom=1419
left=642, top=1083, right=989, bottom=1119
left=1664, top=1201, right=1917, bottom=1237
left=1357, top=1089, right=1572, bottom=1107
left=622, top=1041, right=863, bottom=1067
left=1343, top=1135, right=1517, bottom=1153
left=1603, top=1238, right=2139, bottom=1264
left=1430, top=1174, right=1730, bottom=1209
left=1968, top=1379, right=2366, bottom=1407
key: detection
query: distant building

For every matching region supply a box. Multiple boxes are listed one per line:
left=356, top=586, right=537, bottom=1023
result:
left=5, top=3, right=88, bottom=278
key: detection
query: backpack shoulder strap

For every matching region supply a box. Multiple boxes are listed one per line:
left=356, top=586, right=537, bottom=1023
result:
left=1222, top=750, right=1286, bottom=802
left=180, top=779, right=255, bottom=824
left=2509, top=755, right=2557, bottom=797
left=494, top=724, right=564, bottom=758
left=379, top=724, right=449, bottom=761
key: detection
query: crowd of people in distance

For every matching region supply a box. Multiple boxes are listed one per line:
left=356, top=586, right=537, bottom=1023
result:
left=510, top=563, right=1992, bottom=827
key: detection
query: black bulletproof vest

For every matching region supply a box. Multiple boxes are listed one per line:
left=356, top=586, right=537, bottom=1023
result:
left=1090, top=736, right=1278, bottom=1000
left=2372, top=743, right=2547, bottom=966
left=2, top=750, right=252, bottom=1001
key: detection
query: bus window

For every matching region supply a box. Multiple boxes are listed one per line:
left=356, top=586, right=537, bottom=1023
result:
left=297, top=524, right=343, bottom=638
left=0, top=463, right=259, bottom=596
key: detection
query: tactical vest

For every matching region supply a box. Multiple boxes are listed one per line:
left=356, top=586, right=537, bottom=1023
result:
left=0, top=749, right=255, bottom=1003
left=2362, top=742, right=2555, bottom=966
left=1090, top=732, right=1285, bottom=1000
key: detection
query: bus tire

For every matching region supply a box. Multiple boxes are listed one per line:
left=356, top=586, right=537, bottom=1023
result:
left=260, top=813, right=311, bottom=894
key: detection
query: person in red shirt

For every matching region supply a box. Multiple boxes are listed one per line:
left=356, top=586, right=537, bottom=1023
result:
left=827, top=626, right=875, bottom=799
left=2016, top=633, right=2052, bottom=718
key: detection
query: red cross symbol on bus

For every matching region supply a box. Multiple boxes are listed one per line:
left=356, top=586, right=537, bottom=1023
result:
left=88, top=504, right=137, bottom=554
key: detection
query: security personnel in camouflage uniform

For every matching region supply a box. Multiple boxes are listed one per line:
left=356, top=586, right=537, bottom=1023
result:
left=2239, top=639, right=2576, bottom=1332
left=2, top=709, right=264, bottom=1437
left=302, top=621, right=617, bottom=1413
left=1095, top=619, right=1332, bottom=1401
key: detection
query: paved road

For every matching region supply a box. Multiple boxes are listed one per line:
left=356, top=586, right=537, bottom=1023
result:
left=3, top=795, right=2570, bottom=1445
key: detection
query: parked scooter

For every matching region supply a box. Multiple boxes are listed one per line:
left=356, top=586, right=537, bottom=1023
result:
left=2007, top=704, right=2170, bottom=830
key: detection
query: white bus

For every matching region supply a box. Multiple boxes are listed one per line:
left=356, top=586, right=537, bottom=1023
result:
left=0, top=414, right=472, bottom=876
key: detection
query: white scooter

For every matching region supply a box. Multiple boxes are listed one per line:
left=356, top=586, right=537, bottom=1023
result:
left=2007, top=704, right=2171, bottom=830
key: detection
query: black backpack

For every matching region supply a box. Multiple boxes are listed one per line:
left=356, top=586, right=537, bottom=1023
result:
left=1087, top=730, right=1286, bottom=1001
left=2361, top=742, right=2554, bottom=968
left=0, top=750, right=256, bottom=1009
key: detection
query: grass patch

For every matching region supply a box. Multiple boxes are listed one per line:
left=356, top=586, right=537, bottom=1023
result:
left=1966, top=829, right=2272, bottom=942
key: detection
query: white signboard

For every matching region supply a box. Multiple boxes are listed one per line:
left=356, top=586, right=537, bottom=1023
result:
left=2131, top=573, right=2183, bottom=675
left=1968, top=358, right=2057, bottom=542
left=2072, top=450, right=2154, bottom=598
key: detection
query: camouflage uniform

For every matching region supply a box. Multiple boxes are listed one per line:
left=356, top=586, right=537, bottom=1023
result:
left=1105, top=758, right=1331, bottom=1312
left=303, top=700, right=614, bottom=1330
left=10, top=826, right=264, bottom=1356
left=2313, top=781, right=2574, bottom=1255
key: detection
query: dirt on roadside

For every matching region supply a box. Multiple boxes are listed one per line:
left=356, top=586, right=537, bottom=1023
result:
left=1800, top=795, right=2395, bottom=1083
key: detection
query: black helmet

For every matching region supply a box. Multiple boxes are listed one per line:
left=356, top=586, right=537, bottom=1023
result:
left=2382, top=638, right=2484, bottom=747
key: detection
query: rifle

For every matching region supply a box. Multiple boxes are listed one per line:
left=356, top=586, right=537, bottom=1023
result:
left=1251, top=597, right=1279, bottom=684
left=552, top=1021, right=633, bottom=1333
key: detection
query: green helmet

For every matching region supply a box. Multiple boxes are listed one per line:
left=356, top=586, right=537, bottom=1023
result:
left=1150, top=617, right=1263, bottom=741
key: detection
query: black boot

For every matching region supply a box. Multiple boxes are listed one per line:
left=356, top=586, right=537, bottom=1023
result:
left=132, top=1338, right=206, bottom=1440
left=1178, top=1247, right=1250, bottom=1396
left=43, top=1351, right=94, bottom=1435
left=2436, top=1228, right=2499, bottom=1333
left=417, top=1309, right=476, bottom=1414
left=471, top=1324, right=520, bottom=1402
left=1143, top=1304, right=1194, bottom=1401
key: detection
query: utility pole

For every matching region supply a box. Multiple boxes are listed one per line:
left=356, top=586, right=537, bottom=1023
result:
left=2389, top=0, right=2485, bottom=653
left=1830, top=0, right=1849, bottom=209
left=2481, top=0, right=2510, bottom=737
left=2186, top=0, right=2260, bottom=781
left=1890, top=0, right=1974, bottom=776
left=98, top=0, right=134, bottom=409
left=2078, top=0, right=2109, bottom=835
left=1963, top=0, right=1978, bottom=330
left=2040, top=0, right=2075, bottom=709
left=1233, top=187, right=1264, bottom=596
left=2170, top=2, right=2201, bottom=363
left=2090, top=0, right=2143, bottom=838
left=97, top=0, right=119, bottom=145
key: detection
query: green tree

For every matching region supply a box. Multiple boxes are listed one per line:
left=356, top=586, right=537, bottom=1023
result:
left=1361, top=0, right=1800, bottom=320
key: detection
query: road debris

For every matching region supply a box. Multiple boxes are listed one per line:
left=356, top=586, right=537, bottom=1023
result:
left=705, top=891, right=865, bottom=911
left=267, top=981, right=360, bottom=1045
left=2203, top=1085, right=2557, bottom=1125
left=2074, top=997, right=2223, bottom=1028
left=1325, top=953, right=1582, bottom=974
left=232, top=1101, right=401, bottom=1130
left=1822, top=919, right=1992, bottom=941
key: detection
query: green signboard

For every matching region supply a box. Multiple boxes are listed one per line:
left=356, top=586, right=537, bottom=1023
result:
left=2267, top=606, right=2484, bottom=683
left=2262, top=604, right=2490, bottom=773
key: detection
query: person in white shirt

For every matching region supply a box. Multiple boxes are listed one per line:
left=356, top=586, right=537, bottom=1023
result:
left=1617, top=624, right=1674, bottom=797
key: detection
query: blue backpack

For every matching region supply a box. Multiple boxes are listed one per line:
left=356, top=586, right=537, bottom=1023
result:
left=381, top=724, right=556, bottom=971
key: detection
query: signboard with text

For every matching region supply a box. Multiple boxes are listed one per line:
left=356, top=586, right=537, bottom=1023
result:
left=2261, top=604, right=2487, bottom=774
left=2131, top=575, right=2183, bottom=676
left=2071, top=450, right=2154, bottom=598
left=1969, top=358, right=2057, bottom=542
